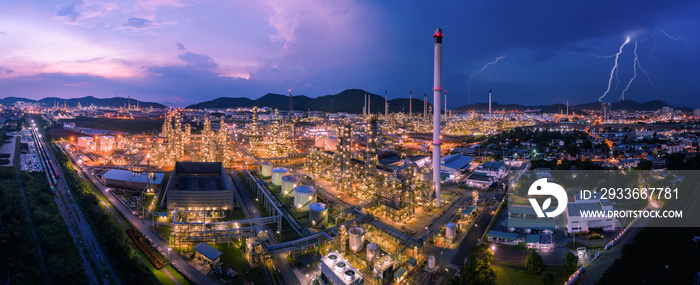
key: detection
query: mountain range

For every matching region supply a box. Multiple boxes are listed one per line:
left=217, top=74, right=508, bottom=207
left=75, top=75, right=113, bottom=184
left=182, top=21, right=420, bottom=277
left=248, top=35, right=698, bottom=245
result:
left=186, top=89, right=430, bottom=114
left=0, top=96, right=167, bottom=109
left=1, top=89, right=693, bottom=114
left=455, top=99, right=690, bottom=113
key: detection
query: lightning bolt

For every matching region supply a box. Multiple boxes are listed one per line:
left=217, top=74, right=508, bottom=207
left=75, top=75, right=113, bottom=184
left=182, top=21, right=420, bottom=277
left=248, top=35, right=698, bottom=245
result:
left=620, top=42, right=638, bottom=100
left=658, top=28, right=687, bottom=44
left=599, top=37, right=630, bottom=102
left=620, top=40, right=657, bottom=101
left=467, top=55, right=507, bottom=104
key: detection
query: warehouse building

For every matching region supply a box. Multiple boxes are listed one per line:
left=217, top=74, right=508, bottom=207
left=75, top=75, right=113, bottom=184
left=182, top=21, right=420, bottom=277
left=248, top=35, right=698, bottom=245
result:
left=165, top=162, right=236, bottom=211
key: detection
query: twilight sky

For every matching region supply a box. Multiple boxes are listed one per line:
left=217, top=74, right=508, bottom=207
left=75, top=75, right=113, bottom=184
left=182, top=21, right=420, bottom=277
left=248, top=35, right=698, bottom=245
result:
left=0, top=0, right=698, bottom=108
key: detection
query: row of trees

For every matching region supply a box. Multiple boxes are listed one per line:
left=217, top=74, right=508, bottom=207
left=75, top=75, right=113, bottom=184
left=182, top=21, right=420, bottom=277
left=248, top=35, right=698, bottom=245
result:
left=0, top=167, right=45, bottom=284
left=20, top=171, right=89, bottom=283
left=526, top=250, right=579, bottom=285
left=51, top=141, right=160, bottom=284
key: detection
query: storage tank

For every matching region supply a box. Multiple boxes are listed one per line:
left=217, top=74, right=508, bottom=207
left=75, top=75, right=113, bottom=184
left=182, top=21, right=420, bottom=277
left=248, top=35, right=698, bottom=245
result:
left=261, top=162, right=272, bottom=177
left=327, top=253, right=340, bottom=266
left=334, top=260, right=347, bottom=273
left=366, top=243, right=379, bottom=263
left=348, top=227, right=366, bottom=252
left=428, top=255, right=435, bottom=270
left=418, top=169, right=432, bottom=181
left=293, top=185, right=316, bottom=211
left=309, top=203, right=328, bottom=228
left=446, top=223, right=457, bottom=240
left=271, top=167, right=290, bottom=186
left=343, top=269, right=358, bottom=283
left=281, top=175, right=299, bottom=196
left=324, top=136, right=338, bottom=151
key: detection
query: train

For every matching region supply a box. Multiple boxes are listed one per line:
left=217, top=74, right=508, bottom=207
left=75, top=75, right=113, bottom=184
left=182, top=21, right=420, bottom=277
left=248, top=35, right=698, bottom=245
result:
left=30, top=127, right=59, bottom=195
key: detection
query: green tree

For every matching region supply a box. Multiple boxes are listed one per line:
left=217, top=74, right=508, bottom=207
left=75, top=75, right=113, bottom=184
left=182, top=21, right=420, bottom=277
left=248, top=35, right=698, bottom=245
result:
left=634, top=160, right=653, bottom=170
left=541, top=271, right=555, bottom=285
left=526, top=250, right=544, bottom=274
left=457, top=244, right=496, bottom=285
left=564, top=252, right=579, bottom=273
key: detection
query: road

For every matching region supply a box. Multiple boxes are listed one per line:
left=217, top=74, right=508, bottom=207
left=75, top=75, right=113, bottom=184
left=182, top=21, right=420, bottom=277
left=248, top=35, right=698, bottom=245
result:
left=579, top=217, right=651, bottom=284
left=57, top=142, right=217, bottom=285
left=30, top=124, right=118, bottom=285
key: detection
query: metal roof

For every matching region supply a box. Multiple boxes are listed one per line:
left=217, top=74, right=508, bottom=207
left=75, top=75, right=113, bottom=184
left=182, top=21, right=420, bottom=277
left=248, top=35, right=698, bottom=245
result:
left=193, top=242, right=222, bottom=261
left=487, top=230, right=518, bottom=241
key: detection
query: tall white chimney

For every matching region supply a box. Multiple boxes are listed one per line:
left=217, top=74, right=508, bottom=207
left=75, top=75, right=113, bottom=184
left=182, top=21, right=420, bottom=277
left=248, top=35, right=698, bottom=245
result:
left=433, top=28, right=443, bottom=208
left=409, top=90, right=412, bottom=118
left=385, top=90, right=388, bottom=120
left=489, top=88, right=492, bottom=129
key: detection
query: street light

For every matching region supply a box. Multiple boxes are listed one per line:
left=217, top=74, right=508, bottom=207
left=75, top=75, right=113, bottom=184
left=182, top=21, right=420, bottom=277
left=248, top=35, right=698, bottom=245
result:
left=475, top=224, right=480, bottom=241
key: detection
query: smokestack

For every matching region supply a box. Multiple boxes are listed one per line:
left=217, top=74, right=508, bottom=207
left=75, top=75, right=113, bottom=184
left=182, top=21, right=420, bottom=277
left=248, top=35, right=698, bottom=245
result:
left=409, top=90, right=412, bottom=117
left=566, top=100, right=569, bottom=116
left=364, top=93, right=367, bottom=115
left=385, top=90, right=388, bottom=120
left=368, top=93, right=371, bottom=115
left=289, top=89, right=293, bottom=115
left=424, top=93, right=427, bottom=119
left=489, top=88, right=492, bottom=129
left=433, top=28, right=443, bottom=208
left=444, top=90, right=447, bottom=116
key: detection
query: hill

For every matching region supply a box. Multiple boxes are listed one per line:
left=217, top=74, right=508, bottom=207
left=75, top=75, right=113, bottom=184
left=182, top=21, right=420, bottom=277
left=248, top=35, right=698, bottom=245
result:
left=186, top=89, right=431, bottom=114
left=0, top=96, right=166, bottom=108
left=457, top=99, right=681, bottom=113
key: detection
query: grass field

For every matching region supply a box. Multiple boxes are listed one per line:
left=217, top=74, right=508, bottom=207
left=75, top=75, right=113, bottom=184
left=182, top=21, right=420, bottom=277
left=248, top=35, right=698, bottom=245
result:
left=215, top=243, right=266, bottom=284
left=491, top=264, right=566, bottom=285
left=157, top=226, right=171, bottom=240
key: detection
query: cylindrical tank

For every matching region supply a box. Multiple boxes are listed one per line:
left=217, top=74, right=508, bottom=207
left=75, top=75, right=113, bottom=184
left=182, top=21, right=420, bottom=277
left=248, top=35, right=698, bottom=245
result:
left=446, top=223, right=457, bottom=240
left=309, top=203, right=328, bottom=228
left=428, top=255, right=435, bottom=270
left=327, top=253, right=340, bottom=266
left=271, top=167, right=290, bottom=186
left=261, top=162, right=272, bottom=177
left=334, top=260, right=347, bottom=273
left=418, top=169, right=432, bottom=181
left=281, top=175, right=298, bottom=196
left=324, top=136, right=338, bottom=151
left=343, top=269, right=357, bottom=282
left=348, top=227, right=366, bottom=252
left=366, top=243, right=379, bottom=263
left=293, top=185, right=316, bottom=211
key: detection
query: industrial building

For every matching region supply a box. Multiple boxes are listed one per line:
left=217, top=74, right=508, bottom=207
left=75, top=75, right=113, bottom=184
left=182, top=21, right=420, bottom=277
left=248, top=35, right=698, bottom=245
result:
left=101, top=168, right=165, bottom=190
left=565, top=192, right=615, bottom=234
left=440, top=153, right=474, bottom=175
left=320, top=253, right=364, bottom=285
left=165, top=161, right=236, bottom=211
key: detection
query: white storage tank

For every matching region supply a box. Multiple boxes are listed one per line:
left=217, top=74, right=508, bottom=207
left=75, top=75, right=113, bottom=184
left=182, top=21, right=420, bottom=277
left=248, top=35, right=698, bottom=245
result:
left=366, top=243, right=379, bottom=263
left=348, top=227, right=366, bottom=252
left=293, top=185, right=316, bottom=211
left=446, top=223, right=457, bottom=240
left=77, top=136, right=94, bottom=148
left=324, top=136, right=338, bottom=151
left=428, top=255, right=435, bottom=270
left=271, top=167, right=290, bottom=186
left=261, top=162, right=272, bottom=177
left=281, top=175, right=299, bottom=196
left=418, top=169, right=432, bottom=181
left=309, top=203, right=328, bottom=228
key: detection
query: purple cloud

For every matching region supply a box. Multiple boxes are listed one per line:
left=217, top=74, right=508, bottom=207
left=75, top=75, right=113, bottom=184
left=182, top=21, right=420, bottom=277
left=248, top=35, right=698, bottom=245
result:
left=121, top=17, right=157, bottom=29
left=177, top=52, right=218, bottom=69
